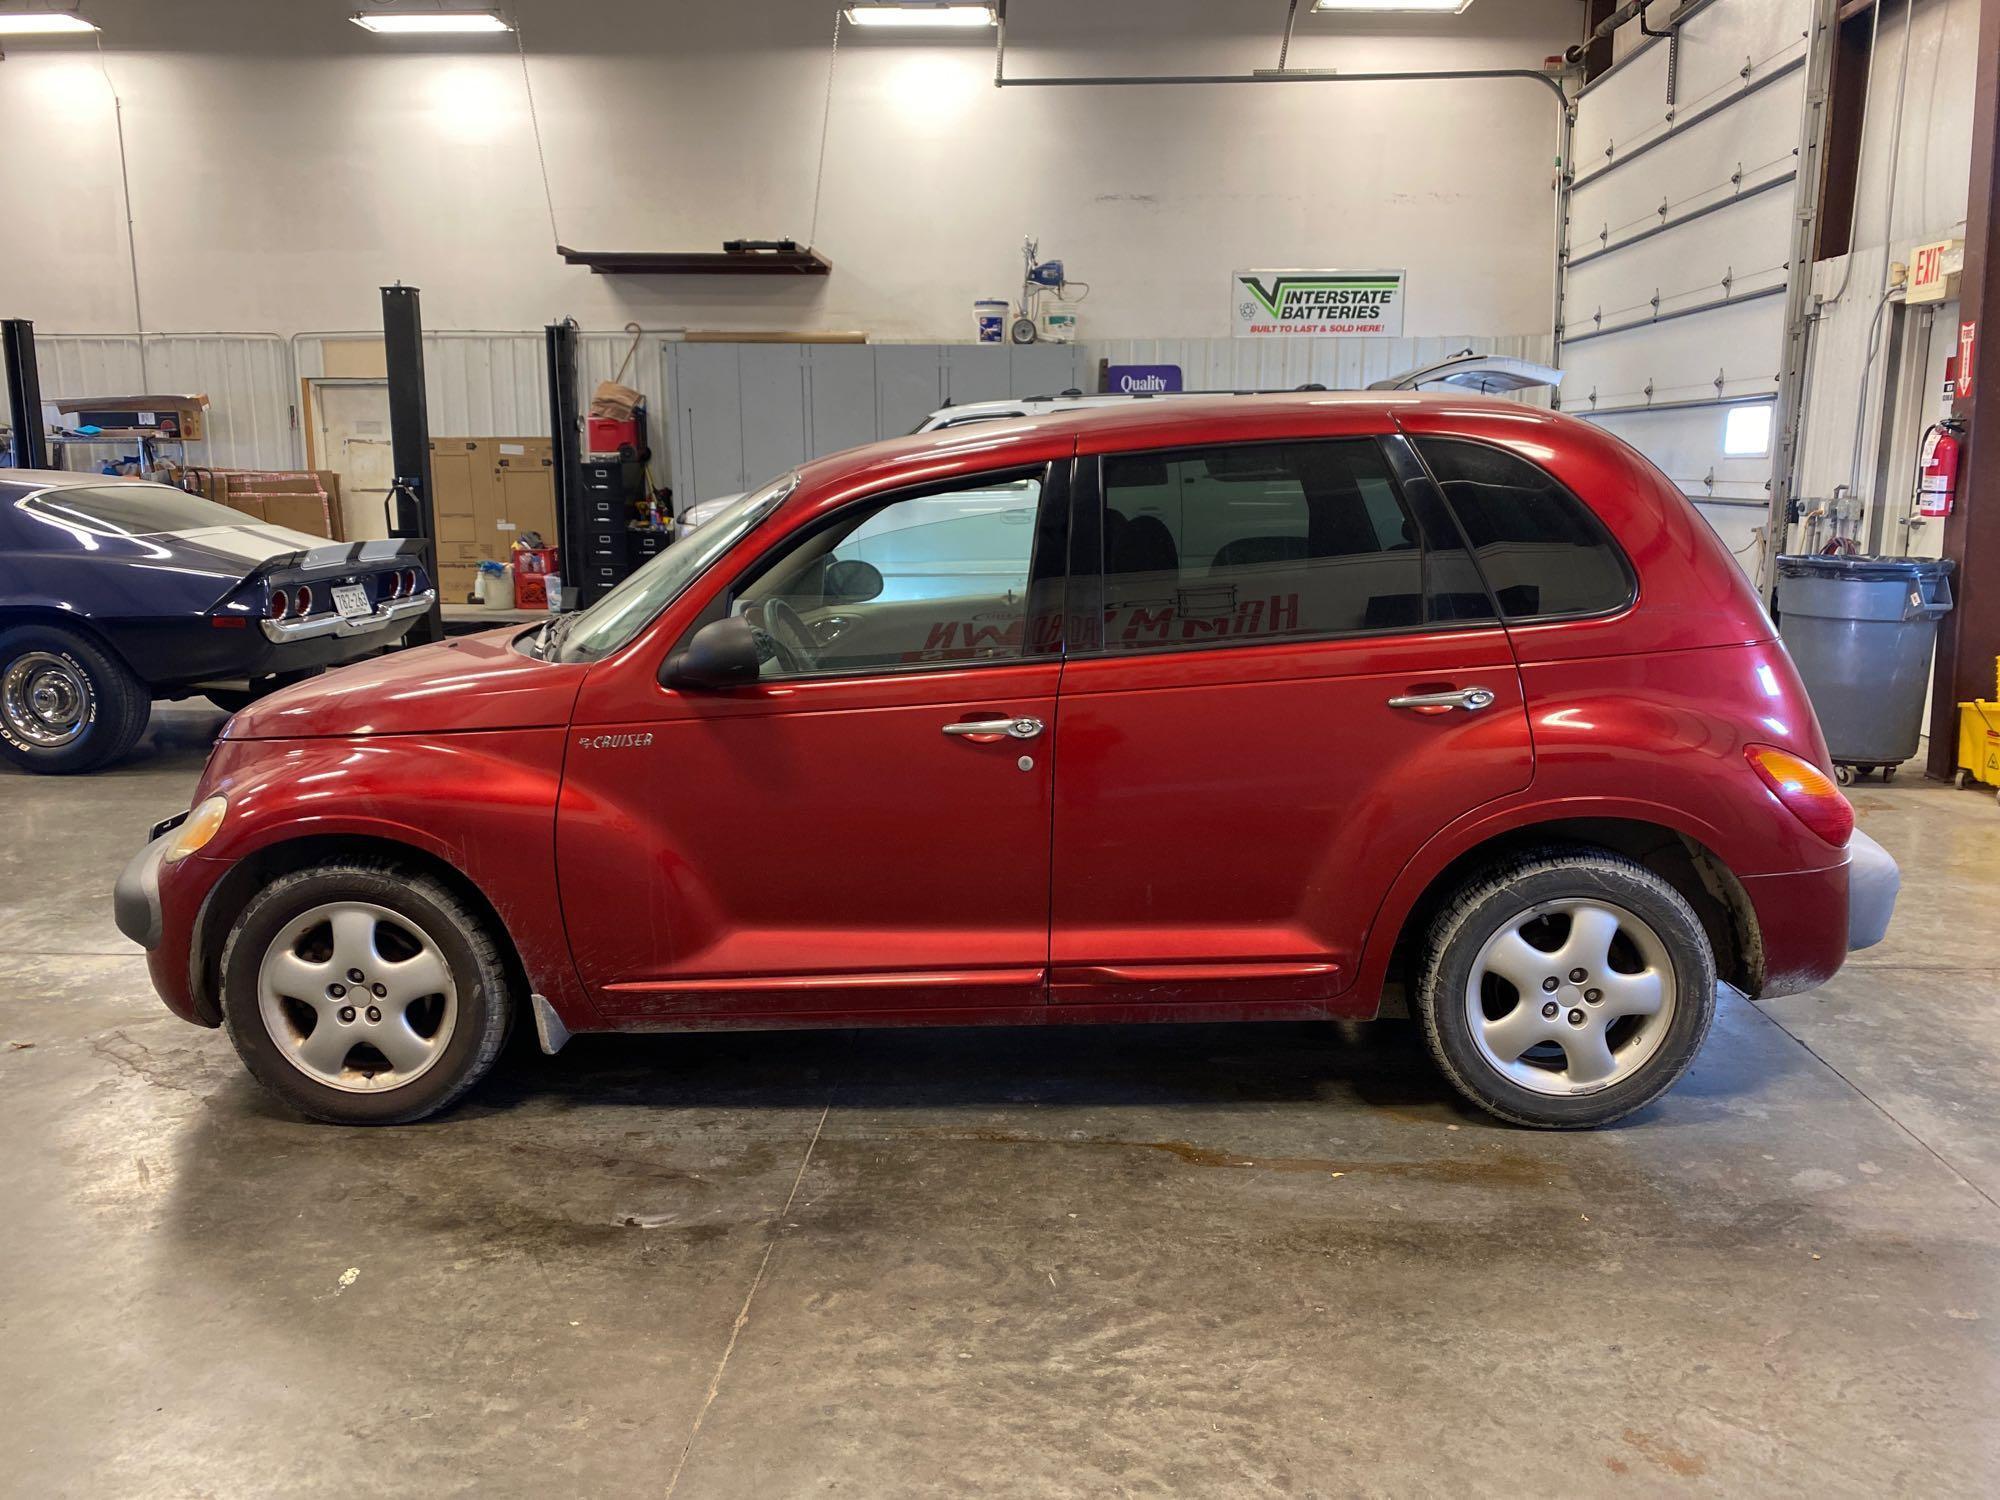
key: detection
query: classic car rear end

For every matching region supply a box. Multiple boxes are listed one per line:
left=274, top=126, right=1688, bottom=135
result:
left=0, top=472, right=433, bottom=772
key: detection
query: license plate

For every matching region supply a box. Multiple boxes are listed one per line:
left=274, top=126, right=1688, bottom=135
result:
left=331, top=583, right=370, bottom=619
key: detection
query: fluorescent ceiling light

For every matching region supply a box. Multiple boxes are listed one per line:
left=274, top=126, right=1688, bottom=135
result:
left=0, top=13, right=100, bottom=33
left=1313, top=0, right=1475, bottom=13
left=349, top=10, right=513, bottom=34
left=844, top=4, right=998, bottom=29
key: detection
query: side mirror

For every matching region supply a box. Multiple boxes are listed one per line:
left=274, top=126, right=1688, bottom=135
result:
left=660, top=616, right=762, bottom=690
left=823, top=557, right=884, bottom=605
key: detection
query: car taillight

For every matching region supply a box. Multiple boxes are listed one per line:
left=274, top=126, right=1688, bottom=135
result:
left=269, top=589, right=289, bottom=620
left=293, top=585, right=314, bottom=616
left=398, top=569, right=415, bottom=598
left=390, top=570, right=407, bottom=599
left=1745, top=744, right=1854, bottom=847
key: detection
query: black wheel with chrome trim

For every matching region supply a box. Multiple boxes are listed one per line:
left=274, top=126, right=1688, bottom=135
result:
left=0, top=623, right=150, bottom=774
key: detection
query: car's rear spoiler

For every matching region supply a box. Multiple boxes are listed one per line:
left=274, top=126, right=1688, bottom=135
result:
left=240, top=537, right=427, bottom=586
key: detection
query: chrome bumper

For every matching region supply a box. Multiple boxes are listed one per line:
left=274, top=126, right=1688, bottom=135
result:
left=1847, top=828, right=1899, bottom=952
left=259, top=590, right=436, bottom=644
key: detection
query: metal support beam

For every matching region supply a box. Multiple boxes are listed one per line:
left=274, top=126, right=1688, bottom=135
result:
left=2, top=319, right=50, bottom=470
left=381, top=285, right=443, bottom=647
left=1926, top=0, right=2000, bottom=778
left=545, top=320, right=584, bottom=608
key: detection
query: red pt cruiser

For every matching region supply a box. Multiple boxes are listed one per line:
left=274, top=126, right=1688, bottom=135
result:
left=115, top=395, right=1897, bottom=1128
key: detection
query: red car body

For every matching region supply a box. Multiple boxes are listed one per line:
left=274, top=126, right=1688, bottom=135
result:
left=131, top=394, right=1856, bottom=1046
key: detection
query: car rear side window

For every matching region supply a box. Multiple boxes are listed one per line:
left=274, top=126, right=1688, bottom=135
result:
left=1412, top=437, right=1635, bottom=620
left=21, top=482, right=252, bottom=538
left=1093, top=438, right=1478, bottom=654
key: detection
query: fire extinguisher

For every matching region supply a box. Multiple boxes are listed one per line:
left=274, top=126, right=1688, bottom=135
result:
left=1917, top=417, right=1967, bottom=518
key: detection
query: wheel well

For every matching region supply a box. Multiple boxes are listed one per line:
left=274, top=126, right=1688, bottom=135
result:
left=190, top=834, right=531, bottom=1027
left=0, top=608, right=129, bottom=664
left=1381, top=818, right=1762, bottom=1014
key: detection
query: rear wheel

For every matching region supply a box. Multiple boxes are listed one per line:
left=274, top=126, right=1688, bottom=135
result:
left=1415, top=850, right=1717, bottom=1129
left=0, top=624, right=150, bottom=774
left=220, top=862, right=512, bottom=1124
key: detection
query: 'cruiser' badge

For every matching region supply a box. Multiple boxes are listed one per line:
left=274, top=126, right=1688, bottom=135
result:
left=577, top=733, right=654, bottom=749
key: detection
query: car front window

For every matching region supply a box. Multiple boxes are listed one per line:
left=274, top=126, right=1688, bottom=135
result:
left=551, top=473, right=797, bottom=663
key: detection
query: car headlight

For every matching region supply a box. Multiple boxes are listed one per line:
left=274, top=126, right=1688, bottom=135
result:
left=164, top=795, right=228, bottom=861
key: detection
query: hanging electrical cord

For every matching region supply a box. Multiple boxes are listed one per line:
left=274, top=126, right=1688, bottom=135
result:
left=93, top=28, right=150, bottom=390
left=512, top=3, right=563, bottom=252
left=804, top=7, right=844, bottom=252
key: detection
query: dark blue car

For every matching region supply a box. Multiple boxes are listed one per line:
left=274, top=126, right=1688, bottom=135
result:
left=0, top=471, right=433, bottom=773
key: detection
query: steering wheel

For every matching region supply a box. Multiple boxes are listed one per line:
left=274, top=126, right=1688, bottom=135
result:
left=752, top=597, right=819, bottom=673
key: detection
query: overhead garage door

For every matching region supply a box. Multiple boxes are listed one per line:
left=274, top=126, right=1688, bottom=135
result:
left=1557, top=0, right=1819, bottom=573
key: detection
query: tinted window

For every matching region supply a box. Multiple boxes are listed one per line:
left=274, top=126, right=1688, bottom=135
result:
left=21, top=482, right=252, bottom=537
left=1095, top=439, right=1463, bottom=652
left=1414, top=438, right=1634, bottom=619
left=732, top=473, right=1045, bottom=677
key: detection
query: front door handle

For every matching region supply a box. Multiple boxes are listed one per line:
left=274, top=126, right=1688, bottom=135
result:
left=942, top=716, right=1044, bottom=742
left=1386, top=686, right=1496, bottom=715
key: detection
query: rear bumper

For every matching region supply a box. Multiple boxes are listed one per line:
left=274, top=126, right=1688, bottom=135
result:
left=1739, top=831, right=1899, bottom=998
left=1845, top=828, right=1899, bottom=952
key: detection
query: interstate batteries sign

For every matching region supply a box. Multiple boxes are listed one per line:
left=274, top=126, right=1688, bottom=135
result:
left=1231, top=269, right=1406, bottom=338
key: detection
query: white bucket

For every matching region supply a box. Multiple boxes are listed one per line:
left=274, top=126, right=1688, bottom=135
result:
left=1042, top=306, right=1078, bottom=343
left=974, top=299, right=1008, bottom=344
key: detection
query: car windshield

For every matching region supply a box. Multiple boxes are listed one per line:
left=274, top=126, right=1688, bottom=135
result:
left=20, top=481, right=254, bottom=537
left=550, top=472, right=797, bottom=663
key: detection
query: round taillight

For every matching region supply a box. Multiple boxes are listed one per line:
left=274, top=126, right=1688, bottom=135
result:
left=387, top=571, right=403, bottom=599
left=294, top=585, right=313, bottom=616
left=269, top=589, right=289, bottom=621
left=397, top=569, right=413, bottom=598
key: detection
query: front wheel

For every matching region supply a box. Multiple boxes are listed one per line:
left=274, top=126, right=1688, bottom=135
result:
left=220, top=862, right=512, bottom=1124
left=1415, top=851, right=1717, bottom=1129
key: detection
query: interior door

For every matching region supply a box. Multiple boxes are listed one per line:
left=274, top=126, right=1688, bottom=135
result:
left=309, top=381, right=394, bottom=540
left=1048, top=434, right=1534, bottom=1008
left=557, top=463, right=1068, bottom=1022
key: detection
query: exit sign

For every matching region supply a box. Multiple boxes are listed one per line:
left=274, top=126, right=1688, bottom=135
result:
left=1909, top=238, right=1963, bottom=304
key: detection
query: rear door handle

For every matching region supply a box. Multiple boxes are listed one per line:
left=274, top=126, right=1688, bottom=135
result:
left=1386, top=686, right=1496, bottom=714
left=942, top=716, right=1044, bottom=742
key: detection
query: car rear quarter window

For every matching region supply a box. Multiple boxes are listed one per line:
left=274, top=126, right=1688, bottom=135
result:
left=1412, top=437, right=1635, bottom=620
left=1092, top=438, right=1488, bottom=654
left=21, top=482, right=252, bottom=538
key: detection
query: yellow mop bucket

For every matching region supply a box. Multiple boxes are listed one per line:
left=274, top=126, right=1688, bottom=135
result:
left=1957, top=698, right=2000, bottom=796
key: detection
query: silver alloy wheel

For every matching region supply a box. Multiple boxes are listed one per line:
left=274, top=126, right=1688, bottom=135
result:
left=1464, top=898, right=1678, bottom=1097
left=256, top=900, right=458, bottom=1093
left=1, top=651, right=93, bottom=749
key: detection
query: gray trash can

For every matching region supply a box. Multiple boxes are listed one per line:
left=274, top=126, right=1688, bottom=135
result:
left=1774, top=554, right=1954, bottom=781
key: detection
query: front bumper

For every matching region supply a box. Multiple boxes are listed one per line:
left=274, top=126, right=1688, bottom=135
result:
left=112, top=817, right=182, bottom=951
left=1846, top=828, right=1899, bottom=951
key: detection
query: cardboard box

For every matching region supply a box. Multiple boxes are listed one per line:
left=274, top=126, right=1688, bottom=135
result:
left=263, top=493, right=338, bottom=539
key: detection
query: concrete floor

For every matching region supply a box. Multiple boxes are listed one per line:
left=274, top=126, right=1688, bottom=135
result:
left=2, top=705, right=1996, bottom=1498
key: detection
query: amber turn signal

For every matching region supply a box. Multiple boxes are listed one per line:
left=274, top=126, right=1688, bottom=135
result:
left=1744, top=745, right=1853, bottom=847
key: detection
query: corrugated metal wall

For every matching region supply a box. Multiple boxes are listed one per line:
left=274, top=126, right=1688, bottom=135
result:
left=7, top=329, right=1554, bottom=483
left=1, top=333, right=297, bottom=470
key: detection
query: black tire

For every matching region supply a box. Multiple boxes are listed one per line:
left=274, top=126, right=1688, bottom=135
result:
left=1414, top=850, right=1717, bottom=1129
left=0, top=623, right=151, bottom=774
left=220, top=862, right=513, bottom=1124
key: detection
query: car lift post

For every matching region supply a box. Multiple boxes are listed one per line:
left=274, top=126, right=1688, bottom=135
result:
left=381, top=285, right=444, bottom=646
left=2, top=319, right=51, bottom=470
left=544, top=319, right=583, bottom=610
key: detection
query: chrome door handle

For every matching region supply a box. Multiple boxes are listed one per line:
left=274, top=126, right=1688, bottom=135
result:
left=942, top=716, right=1044, bottom=741
left=1386, top=686, right=1496, bottom=714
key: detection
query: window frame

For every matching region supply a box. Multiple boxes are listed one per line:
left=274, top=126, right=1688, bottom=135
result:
left=1406, top=434, right=1639, bottom=626
left=1064, top=434, right=1503, bottom=664
left=669, top=460, right=1069, bottom=685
